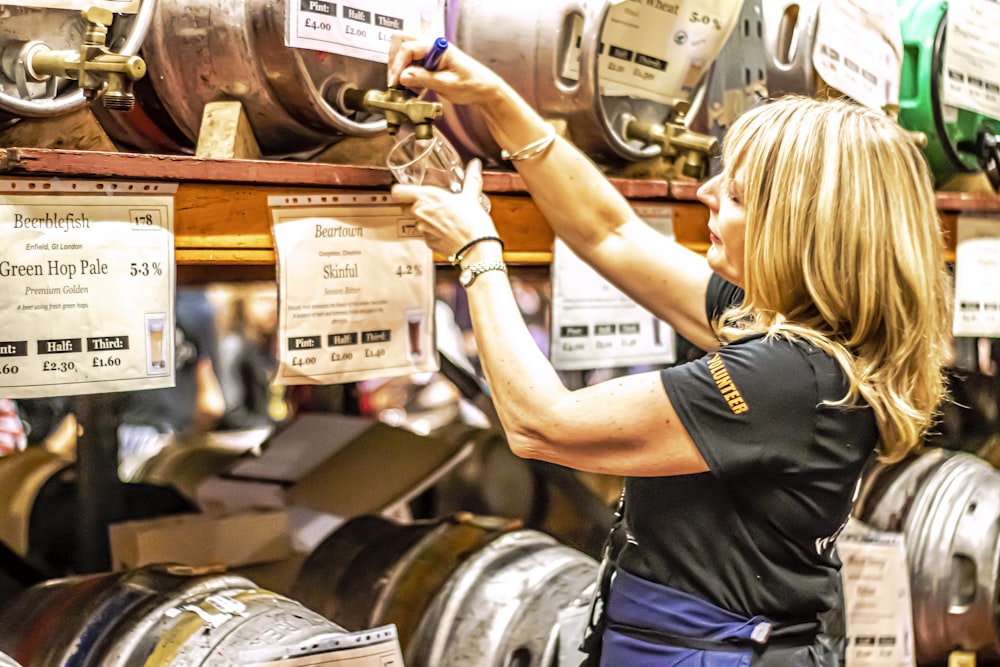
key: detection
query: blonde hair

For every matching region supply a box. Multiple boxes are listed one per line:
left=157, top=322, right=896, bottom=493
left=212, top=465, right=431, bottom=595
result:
left=716, top=95, right=952, bottom=463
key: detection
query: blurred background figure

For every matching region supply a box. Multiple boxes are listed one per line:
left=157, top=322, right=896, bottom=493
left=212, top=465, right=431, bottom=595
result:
left=116, top=288, right=227, bottom=481
left=212, top=282, right=290, bottom=432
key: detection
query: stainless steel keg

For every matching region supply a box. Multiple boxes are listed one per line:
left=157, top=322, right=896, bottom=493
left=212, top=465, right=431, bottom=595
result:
left=854, top=449, right=1000, bottom=665
left=291, top=512, right=520, bottom=655
left=291, top=512, right=598, bottom=667
left=92, top=0, right=401, bottom=157
left=407, top=528, right=599, bottom=666
left=441, top=0, right=742, bottom=166
left=0, top=563, right=404, bottom=666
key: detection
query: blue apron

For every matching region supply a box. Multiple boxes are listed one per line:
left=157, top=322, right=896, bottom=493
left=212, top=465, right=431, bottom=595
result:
left=600, top=567, right=820, bottom=666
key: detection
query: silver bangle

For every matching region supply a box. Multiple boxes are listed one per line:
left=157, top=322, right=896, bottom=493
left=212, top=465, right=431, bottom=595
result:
left=500, top=131, right=557, bottom=162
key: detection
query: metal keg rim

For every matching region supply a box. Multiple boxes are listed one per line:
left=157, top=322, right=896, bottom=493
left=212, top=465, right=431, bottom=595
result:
left=412, top=529, right=597, bottom=664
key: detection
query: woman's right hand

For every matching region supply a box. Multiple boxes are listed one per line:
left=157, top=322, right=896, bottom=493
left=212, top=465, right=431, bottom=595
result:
left=387, top=34, right=502, bottom=107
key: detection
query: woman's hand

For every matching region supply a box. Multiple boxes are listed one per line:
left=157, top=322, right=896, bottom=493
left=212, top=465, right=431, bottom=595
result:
left=387, top=35, right=503, bottom=106
left=392, top=159, right=498, bottom=260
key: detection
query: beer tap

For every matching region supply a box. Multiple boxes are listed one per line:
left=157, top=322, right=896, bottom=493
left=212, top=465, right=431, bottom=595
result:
left=341, top=86, right=443, bottom=139
left=624, top=101, right=720, bottom=180
left=339, top=37, right=449, bottom=139
left=20, top=6, right=146, bottom=110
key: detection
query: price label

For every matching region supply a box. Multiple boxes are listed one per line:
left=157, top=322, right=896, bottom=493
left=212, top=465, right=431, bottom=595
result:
left=812, top=0, right=902, bottom=110
left=0, top=180, right=176, bottom=398
left=953, top=214, right=1000, bottom=337
left=550, top=204, right=677, bottom=371
left=286, top=0, right=445, bottom=63
left=270, top=193, right=436, bottom=385
left=561, top=0, right=742, bottom=104
left=942, top=0, right=1000, bottom=119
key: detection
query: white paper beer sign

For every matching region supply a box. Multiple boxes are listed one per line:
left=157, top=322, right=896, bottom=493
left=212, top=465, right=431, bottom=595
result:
left=942, top=0, right=1000, bottom=120
left=812, top=0, right=903, bottom=111
left=270, top=193, right=436, bottom=385
left=952, top=214, right=1000, bottom=337
left=561, top=0, right=742, bottom=105
left=285, top=0, right=444, bottom=63
left=0, top=179, right=177, bottom=399
left=550, top=203, right=676, bottom=371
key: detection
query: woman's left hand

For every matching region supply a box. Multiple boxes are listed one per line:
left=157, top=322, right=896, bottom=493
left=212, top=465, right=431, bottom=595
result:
left=392, top=158, right=497, bottom=260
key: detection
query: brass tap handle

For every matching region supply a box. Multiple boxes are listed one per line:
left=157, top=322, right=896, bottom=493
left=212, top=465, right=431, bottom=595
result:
left=342, top=87, right=443, bottom=136
left=25, top=5, right=147, bottom=110
left=669, top=129, right=720, bottom=157
left=625, top=116, right=719, bottom=180
left=625, top=118, right=719, bottom=156
left=81, top=6, right=115, bottom=48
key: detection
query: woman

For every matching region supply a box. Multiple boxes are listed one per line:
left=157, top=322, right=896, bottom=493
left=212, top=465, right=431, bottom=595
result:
left=389, top=37, right=952, bottom=665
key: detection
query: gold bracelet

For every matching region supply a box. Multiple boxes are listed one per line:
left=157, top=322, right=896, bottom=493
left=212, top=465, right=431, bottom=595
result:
left=500, top=131, right=557, bottom=162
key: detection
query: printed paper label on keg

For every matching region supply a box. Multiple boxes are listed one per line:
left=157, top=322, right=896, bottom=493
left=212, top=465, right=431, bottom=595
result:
left=550, top=204, right=677, bottom=371
left=286, top=0, right=445, bottom=63
left=941, top=0, right=1000, bottom=119
left=0, top=184, right=176, bottom=399
left=953, top=215, right=1000, bottom=338
left=838, top=523, right=915, bottom=667
left=3, top=0, right=139, bottom=13
left=270, top=196, right=437, bottom=385
left=248, top=640, right=404, bottom=665
left=560, top=0, right=741, bottom=106
left=811, top=0, right=902, bottom=111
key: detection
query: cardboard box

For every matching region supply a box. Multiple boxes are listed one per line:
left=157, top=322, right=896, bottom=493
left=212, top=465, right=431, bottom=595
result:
left=221, top=413, right=474, bottom=519
left=108, top=509, right=292, bottom=571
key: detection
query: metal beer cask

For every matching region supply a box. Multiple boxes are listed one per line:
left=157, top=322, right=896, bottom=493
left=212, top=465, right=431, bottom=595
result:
left=440, top=0, right=741, bottom=167
left=854, top=449, right=1000, bottom=664
left=92, top=0, right=396, bottom=157
left=0, top=563, right=403, bottom=666
left=407, top=528, right=599, bottom=666
left=291, top=512, right=520, bottom=655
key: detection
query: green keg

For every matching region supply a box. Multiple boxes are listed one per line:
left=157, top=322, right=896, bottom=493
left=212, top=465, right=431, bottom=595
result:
left=898, top=0, right=1000, bottom=188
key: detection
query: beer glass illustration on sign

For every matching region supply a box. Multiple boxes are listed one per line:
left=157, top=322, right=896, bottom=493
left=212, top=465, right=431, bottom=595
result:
left=145, top=313, right=168, bottom=374
left=405, top=308, right=425, bottom=361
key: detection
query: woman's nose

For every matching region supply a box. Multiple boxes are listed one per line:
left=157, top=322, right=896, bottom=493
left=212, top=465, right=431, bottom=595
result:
left=696, top=174, right=722, bottom=210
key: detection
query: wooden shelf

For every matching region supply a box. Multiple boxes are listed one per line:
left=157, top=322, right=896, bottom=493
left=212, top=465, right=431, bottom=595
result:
left=2, top=147, right=995, bottom=279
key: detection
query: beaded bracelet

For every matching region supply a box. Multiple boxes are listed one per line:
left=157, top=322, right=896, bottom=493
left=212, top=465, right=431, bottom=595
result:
left=448, top=235, right=504, bottom=266
left=500, top=131, right=557, bottom=162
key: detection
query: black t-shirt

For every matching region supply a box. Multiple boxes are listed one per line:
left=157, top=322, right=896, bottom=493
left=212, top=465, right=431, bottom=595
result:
left=617, top=274, right=878, bottom=622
